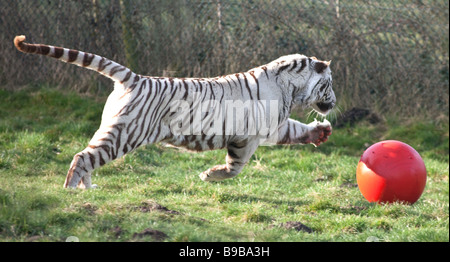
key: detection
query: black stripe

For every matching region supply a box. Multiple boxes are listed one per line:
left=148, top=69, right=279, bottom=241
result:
left=109, top=65, right=126, bottom=76
left=276, top=64, right=290, bottom=75
left=227, top=148, right=240, bottom=159
left=68, top=50, right=78, bottom=63
left=208, top=82, right=215, bottom=101
left=128, top=75, right=141, bottom=91
left=82, top=53, right=95, bottom=67
left=194, top=141, right=202, bottom=151
left=143, top=80, right=164, bottom=141
left=296, top=58, right=307, bottom=73
left=87, top=152, right=95, bottom=169
left=182, top=79, right=189, bottom=100
left=121, top=70, right=132, bottom=83
left=98, top=57, right=108, bottom=71
left=123, top=144, right=129, bottom=154
left=52, top=47, right=64, bottom=59
left=141, top=80, right=160, bottom=142
left=228, top=149, right=240, bottom=159
left=261, top=66, right=269, bottom=79
left=105, top=131, right=117, bottom=139
left=233, top=74, right=244, bottom=97
left=207, top=135, right=215, bottom=149
left=313, top=80, right=322, bottom=92
left=319, top=83, right=328, bottom=92
left=38, top=44, right=50, bottom=55
left=114, top=124, right=125, bottom=159
left=26, top=44, right=37, bottom=53
left=223, top=77, right=233, bottom=95
left=286, top=121, right=291, bottom=143
left=98, top=152, right=105, bottom=166
left=242, top=73, right=253, bottom=100
left=229, top=141, right=246, bottom=149
left=249, top=71, right=260, bottom=100
left=129, top=80, right=153, bottom=149
left=217, top=81, right=225, bottom=102
left=289, top=60, right=298, bottom=71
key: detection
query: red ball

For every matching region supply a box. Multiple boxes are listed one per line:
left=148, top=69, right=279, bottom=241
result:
left=356, top=140, right=427, bottom=204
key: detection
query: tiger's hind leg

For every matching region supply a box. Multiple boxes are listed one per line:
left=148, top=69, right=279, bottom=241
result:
left=64, top=145, right=116, bottom=189
left=64, top=151, right=91, bottom=188
left=65, top=162, right=93, bottom=189
left=64, top=147, right=107, bottom=189
left=64, top=124, right=130, bottom=189
left=199, top=140, right=260, bottom=182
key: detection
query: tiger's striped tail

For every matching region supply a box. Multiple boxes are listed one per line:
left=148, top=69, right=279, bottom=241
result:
left=14, top=35, right=138, bottom=85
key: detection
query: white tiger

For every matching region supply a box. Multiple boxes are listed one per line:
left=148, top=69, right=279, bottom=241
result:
left=14, top=35, right=335, bottom=189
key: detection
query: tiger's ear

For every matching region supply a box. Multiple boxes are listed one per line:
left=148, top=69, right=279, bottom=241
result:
left=313, top=60, right=330, bottom=74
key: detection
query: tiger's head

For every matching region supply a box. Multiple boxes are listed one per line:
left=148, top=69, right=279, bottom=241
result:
left=271, top=54, right=335, bottom=116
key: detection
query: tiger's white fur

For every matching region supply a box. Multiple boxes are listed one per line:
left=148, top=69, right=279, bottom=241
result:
left=14, top=35, right=335, bottom=188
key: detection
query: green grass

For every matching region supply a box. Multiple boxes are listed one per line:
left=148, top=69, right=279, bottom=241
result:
left=0, top=87, right=448, bottom=242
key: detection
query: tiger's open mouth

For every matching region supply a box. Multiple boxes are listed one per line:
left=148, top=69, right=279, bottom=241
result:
left=312, top=101, right=335, bottom=116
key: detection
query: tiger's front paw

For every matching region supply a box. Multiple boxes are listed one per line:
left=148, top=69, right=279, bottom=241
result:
left=199, top=164, right=238, bottom=182
left=307, top=119, right=332, bottom=147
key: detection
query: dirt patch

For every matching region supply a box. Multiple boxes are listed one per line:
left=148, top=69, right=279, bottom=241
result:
left=81, top=202, right=98, bottom=215
left=340, top=182, right=358, bottom=188
left=25, top=235, right=42, bottom=242
left=111, top=226, right=125, bottom=238
left=274, top=221, right=313, bottom=233
left=339, top=205, right=367, bottom=215
left=135, top=200, right=180, bottom=215
left=335, top=107, right=381, bottom=128
left=132, top=228, right=168, bottom=242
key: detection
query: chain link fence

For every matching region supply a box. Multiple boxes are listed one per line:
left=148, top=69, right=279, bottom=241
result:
left=1, top=0, right=448, bottom=119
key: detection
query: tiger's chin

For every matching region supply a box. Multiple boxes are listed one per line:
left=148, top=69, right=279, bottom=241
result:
left=311, top=102, right=335, bottom=116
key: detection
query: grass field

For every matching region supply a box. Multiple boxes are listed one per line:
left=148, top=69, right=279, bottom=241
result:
left=0, top=86, right=448, bottom=242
